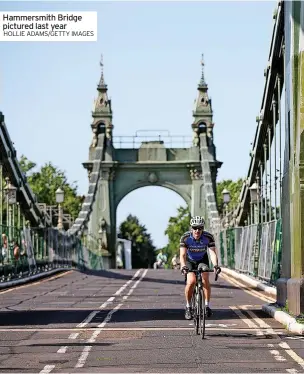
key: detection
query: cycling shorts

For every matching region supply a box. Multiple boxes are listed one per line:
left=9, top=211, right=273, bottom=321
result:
left=185, top=252, right=209, bottom=271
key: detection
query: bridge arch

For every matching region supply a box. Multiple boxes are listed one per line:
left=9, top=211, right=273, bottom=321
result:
left=115, top=180, right=191, bottom=208
left=116, top=185, right=189, bottom=268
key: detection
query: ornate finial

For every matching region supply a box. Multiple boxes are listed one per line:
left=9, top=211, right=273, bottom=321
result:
left=200, top=53, right=206, bottom=84
left=99, top=53, right=105, bottom=85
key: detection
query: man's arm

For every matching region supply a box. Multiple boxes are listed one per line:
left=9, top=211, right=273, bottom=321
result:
left=180, top=246, right=187, bottom=268
left=207, top=233, right=219, bottom=268
left=208, top=247, right=218, bottom=267
left=179, top=234, right=187, bottom=268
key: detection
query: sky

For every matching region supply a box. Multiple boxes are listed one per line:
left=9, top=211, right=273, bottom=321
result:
left=0, top=0, right=277, bottom=249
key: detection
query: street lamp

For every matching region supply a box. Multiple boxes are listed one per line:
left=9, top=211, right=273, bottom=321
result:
left=55, top=187, right=64, bottom=230
left=249, top=182, right=258, bottom=204
left=222, top=188, right=231, bottom=205
left=222, top=188, right=230, bottom=228
left=4, top=178, right=17, bottom=205
left=249, top=182, right=258, bottom=224
left=4, top=178, right=17, bottom=239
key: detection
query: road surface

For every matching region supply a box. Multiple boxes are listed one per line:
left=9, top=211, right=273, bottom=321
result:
left=0, top=268, right=303, bottom=373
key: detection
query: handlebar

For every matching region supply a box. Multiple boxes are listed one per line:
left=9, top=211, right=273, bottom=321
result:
left=185, top=267, right=221, bottom=281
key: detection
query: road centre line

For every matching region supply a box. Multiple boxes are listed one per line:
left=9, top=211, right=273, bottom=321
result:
left=39, top=268, right=143, bottom=373
left=59, top=269, right=142, bottom=350
left=39, top=364, right=55, bottom=374
left=75, top=269, right=148, bottom=369
left=75, top=303, right=123, bottom=368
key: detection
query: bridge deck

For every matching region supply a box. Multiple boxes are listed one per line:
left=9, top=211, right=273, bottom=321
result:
left=0, top=269, right=303, bottom=373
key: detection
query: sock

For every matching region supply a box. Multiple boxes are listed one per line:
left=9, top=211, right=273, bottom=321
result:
left=186, top=301, right=191, bottom=307
left=205, top=301, right=209, bottom=307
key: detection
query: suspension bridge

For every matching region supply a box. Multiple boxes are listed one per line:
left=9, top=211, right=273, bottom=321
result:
left=0, top=1, right=304, bottom=372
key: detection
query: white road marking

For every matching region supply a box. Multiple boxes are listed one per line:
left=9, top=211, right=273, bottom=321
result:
left=241, top=304, right=274, bottom=335
left=268, top=346, right=287, bottom=362
left=75, top=269, right=148, bottom=368
left=75, top=345, right=92, bottom=368
left=0, top=326, right=286, bottom=332
left=231, top=305, right=304, bottom=372
left=205, top=323, right=237, bottom=328
left=39, top=365, right=55, bottom=374
left=56, top=346, right=68, bottom=354
left=229, top=306, right=263, bottom=334
left=52, top=268, right=142, bottom=363
left=222, top=273, right=275, bottom=303
left=283, top=346, right=304, bottom=370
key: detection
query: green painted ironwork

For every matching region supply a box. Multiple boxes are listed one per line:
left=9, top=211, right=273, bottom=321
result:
left=219, top=219, right=282, bottom=285
left=0, top=224, right=104, bottom=284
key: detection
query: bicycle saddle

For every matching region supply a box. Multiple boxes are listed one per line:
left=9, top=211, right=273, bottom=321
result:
left=197, top=263, right=209, bottom=272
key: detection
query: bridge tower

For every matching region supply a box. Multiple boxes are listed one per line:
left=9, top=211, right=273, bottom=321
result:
left=71, top=55, right=222, bottom=269
left=192, top=54, right=220, bottom=206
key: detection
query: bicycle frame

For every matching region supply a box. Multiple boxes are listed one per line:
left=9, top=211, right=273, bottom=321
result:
left=187, top=267, right=219, bottom=339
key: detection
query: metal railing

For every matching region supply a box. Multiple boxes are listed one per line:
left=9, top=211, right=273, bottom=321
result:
left=218, top=219, right=282, bottom=285
left=0, top=224, right=104, bottom=284
left=113, top=130, right=192, bottom=149
left=235, top=1, right=284, bottom=225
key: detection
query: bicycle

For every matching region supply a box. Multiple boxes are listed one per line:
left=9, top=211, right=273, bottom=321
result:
left=185, top=263, right=220, bottom=339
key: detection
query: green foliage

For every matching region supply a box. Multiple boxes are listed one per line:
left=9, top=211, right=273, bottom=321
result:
left=216, top=178, right=244, bottom=215
left=118, top=214, right=156, bottom=268
left=163, top=206, right=191, bottom=263
left=19, top=155, right=82, bottom=220
left=162, top=179, right=244, bottom=263
left=19, top=156, right=36, bottom=174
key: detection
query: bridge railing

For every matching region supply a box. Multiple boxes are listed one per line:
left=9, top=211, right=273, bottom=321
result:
left=113, top=131, right=193, bottom=149
left=0, top=223, right=101, bottom=284
left=218, top=219, right=282, bottom=286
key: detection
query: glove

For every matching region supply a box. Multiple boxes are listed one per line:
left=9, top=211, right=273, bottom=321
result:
left=181, top=265, right=189, bottom=275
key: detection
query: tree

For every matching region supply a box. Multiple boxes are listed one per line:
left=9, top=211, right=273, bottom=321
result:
left=163, top=179, right=244, bottom=262
left=19, top=156, right=36, bottom=175
left=118, top=214, right=156, bottom=268
left=216, top=178, right=244, bottom=215
left=163, top=206, right=191, bottom=263
left=19, top=155, right=83, bottom=221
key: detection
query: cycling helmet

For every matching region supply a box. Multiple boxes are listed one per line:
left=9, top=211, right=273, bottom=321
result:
left=190, top=216, right=205, bottom=228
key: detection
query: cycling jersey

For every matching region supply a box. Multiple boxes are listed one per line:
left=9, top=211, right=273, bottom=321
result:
left=156, top=253, right=167, bottom=263
left=179, top=230, right=215, bottom=262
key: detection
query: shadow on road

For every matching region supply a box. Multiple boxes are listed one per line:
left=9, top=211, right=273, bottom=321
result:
left=79, top=269, right=239, bottom=290
left=109, top=308, right=272, bottom=323
left=0, top=307, right=272, bottom=326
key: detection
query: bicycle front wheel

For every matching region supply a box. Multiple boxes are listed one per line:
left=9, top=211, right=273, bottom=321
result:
left=200, top=288, right=206, bottom=339
left=195, top=287, right=201, bottom=335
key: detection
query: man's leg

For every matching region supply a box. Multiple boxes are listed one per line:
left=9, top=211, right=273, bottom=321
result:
left=202, top=255, right=212, bottom=317
left=184, top=261, right=196, bottom=320
left=202, top=272, right=212, bottom=316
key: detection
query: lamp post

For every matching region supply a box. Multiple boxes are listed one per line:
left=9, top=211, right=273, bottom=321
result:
left=249, top=181, right=260, bottom=275
left=222, top=188, right=231, bottom=227
left=4, top=178, right=17, bottom=242
left=249, top=182, right=258, bottom=224
left=55, top=187, right=64, bottom=230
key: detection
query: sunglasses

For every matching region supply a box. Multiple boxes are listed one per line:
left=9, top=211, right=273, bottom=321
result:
left=191, top=226, right=203, bottom=231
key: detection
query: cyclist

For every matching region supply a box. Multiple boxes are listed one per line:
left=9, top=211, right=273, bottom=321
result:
left=179, top=216, right=221, bottom=320
left=171, top=254, right=180, bottom=269
left=154, top=250, right=167, bottom=269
